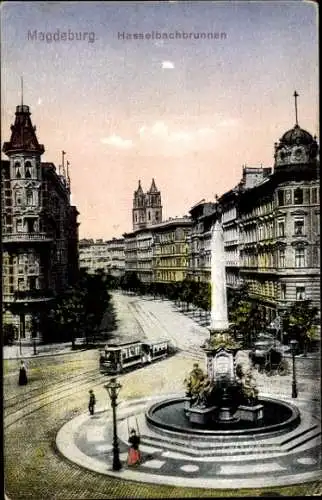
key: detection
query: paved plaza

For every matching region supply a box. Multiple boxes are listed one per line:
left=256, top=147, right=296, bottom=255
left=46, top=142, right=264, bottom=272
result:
left=57, top=388, right=321, bottom=490
left=4, top=293, right=322, bottom=498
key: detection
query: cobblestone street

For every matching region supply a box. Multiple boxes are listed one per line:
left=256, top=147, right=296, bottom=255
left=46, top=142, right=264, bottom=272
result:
left=3, top=294, right=322, bottom=498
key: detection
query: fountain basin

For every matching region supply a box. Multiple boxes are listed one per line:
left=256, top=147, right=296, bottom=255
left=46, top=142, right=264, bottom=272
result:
left=146, top=396, right=301, bottom=438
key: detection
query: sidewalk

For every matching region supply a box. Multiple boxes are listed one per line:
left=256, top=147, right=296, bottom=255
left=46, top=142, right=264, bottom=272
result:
left=2, top=341, right=83, bottom=360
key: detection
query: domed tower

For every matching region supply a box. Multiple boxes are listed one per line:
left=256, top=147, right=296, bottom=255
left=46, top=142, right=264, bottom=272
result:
left=146, top=178, right=162, bottom=226
left=273, top=91, right=320, bottom=319
left=274, top=91, right=319, bottom=179
left=132, top=180, right=146, bottom=230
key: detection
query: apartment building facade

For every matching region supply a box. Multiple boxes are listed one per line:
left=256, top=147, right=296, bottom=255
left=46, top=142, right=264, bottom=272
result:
left=2, top=103, right=79, bottom=342
left=79, top=238, right=125, bottom=277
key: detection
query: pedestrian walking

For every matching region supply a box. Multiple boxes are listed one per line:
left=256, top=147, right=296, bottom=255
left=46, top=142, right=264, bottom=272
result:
left=18, top=360, right=28, bottom=386
left=88, top=389, right=96, bottom=415
left=127, top=428, right=141, bottom=466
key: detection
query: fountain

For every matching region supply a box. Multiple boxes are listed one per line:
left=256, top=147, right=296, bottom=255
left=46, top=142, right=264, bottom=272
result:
left=146, top=221, right=301, bottom=437
left=56, top=221, right=320, bottom=490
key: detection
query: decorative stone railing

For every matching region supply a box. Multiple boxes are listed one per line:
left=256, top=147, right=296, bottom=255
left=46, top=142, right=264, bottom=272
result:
left=2, top=232, right=53, bottom=243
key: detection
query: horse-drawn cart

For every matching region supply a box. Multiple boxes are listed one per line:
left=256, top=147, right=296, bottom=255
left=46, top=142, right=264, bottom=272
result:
left=249, top=342, right=289, bottom=377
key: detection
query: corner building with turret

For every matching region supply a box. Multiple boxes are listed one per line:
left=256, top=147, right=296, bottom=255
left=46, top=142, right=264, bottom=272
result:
left=238, top=122, right=320, bottom=322
left=1, top=104, right=79, bottom=343
left=188, top=116, right=320, bottom=326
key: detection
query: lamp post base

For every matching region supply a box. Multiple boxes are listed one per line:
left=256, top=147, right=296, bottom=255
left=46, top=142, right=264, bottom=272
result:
left=112, top=453, right=122, bottom=471
left=292, top=384, right=298, bottom=399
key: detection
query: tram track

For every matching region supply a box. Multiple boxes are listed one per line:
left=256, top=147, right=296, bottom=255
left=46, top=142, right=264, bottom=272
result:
left=4, top=293, right=320, bottom=499
left=4, top=368, right=113, bottom=429
left=4, top=352, right=166, bottom=431
left=3, top=368, right=99, bottom=410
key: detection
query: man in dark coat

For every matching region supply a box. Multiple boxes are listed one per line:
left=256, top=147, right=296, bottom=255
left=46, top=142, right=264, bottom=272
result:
left=88, top=389, right=96, bottom=415
left=18, top=360, right=28, bottom=385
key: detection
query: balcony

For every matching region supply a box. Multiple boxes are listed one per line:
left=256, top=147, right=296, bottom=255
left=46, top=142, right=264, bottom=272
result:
left=224, top=239, right=238, bottom=247
left=13, top=289, right=55, bottom=303
left=2, top=232, right=53, bottom=244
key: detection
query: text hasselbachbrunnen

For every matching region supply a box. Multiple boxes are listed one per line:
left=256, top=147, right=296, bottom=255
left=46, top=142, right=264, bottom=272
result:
left=118, top=31, right=227, bottom=40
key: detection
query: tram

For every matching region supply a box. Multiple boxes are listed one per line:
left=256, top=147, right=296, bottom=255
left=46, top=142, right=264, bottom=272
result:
left=99, top=339, right=172, bottom=374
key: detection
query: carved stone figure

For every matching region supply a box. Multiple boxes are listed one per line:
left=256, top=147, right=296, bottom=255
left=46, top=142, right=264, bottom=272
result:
left=184, top=363, right=206, bottom=401
left=242, top=368, right=258, bottom=405
left=193, top=376, right=216, bottom=408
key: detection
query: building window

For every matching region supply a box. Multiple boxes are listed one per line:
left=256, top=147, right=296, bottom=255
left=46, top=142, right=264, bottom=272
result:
left=17, top=277, right=24, bottom=290
left=294, top=218, right=304, bottom=235
left=312, top=188, right=317, bottom=204
left=28, top=276, right=37, bottom=290
left=312, top=246, right=318, bottom=266
left=18, top=254, right=25, bottom=265
left=279, top=248, right=285, bottom=267
left=26, top=218, right=36, bottom=233
left=25, top=161, right=32, bottom=178
left=295, top=247, right=305, bottom=268
left=277, top=191, right=284, bottom=206
left=296, top=287, right=306, bottom=301
left=284, top=190, right=292, bottom=204
left=303, top=188, right=310, bottom=204
left=294, top=188, right=303, bottom=205
left=280, top=284, right=286, bottom=300
left=16, top=219, right=23, bottom=232
left=14, top=162, right=21, bottom=178
left=316, top=213, right=320, bottom=235
left=15, top=190, right=22, bottom=206
left=277, top=220, right=285, bottom=237
left=26, top=189, right=33, bottom=206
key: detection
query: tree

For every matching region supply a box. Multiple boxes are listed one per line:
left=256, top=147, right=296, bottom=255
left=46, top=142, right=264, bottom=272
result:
left=227, top=284, right=249, bottom=318
left=229, top=298, right=265, bottom=348
left=283, top=300, right=319, bottom=355
left=42, top=270, right=114, bottom=347
left=119, top=271, right=142, bottom=294
left=195, top=282, right=211, bottom=321
left=54, top=287, right=86, bottom=348
left=180, top=277, right=195, bottom=311
left=3, top=324, right=17, bottom=345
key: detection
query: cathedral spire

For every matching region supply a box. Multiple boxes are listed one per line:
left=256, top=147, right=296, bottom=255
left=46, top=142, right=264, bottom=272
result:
left=136, top=179, right=143, bottom=194
left=148, top=178, right=158, bottom=193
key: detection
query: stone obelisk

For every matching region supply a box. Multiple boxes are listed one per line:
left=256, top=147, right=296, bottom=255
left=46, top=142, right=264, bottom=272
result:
left=210, top=220, right=229, bottom=335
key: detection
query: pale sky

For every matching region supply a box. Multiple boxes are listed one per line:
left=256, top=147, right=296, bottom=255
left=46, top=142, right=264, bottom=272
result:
left=1, top=1, right=319, bottom=239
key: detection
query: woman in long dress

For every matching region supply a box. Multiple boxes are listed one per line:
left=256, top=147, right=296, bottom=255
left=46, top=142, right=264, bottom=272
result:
left=127, top=429, right=141, bottom=466
left=18, top=360, right=28, bottom=385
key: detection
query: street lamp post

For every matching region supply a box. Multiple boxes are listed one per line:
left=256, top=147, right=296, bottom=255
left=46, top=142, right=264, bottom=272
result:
left=290, top=339, right=298, bottom=398
left=104, top=378, right=122, bottom=471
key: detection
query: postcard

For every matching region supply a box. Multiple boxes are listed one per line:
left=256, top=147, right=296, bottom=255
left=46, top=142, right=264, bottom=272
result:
left=2, top=1, right=320, bottom=498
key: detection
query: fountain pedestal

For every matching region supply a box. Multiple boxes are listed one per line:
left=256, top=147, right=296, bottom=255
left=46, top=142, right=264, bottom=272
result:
left=238, top=404, right=264, bottom=422
left=187, top=405, right=219, bottom=425
left=217, top=407, right=239, bottom=423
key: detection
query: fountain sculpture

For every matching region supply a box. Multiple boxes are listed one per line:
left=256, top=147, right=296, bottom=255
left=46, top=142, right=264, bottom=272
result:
left=146, top=220, right=300, bottom=436
left=183, top=221, right=264, bottom=426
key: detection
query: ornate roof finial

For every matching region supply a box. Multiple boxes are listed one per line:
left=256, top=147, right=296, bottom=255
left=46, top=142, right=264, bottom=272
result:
left=62, top=150, right=66, bottom=176
left=21, top=76, right=24, bottom=106
left=66, top=160, right=71, bottom=189
left=293, top=90, right=299, bottom=126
